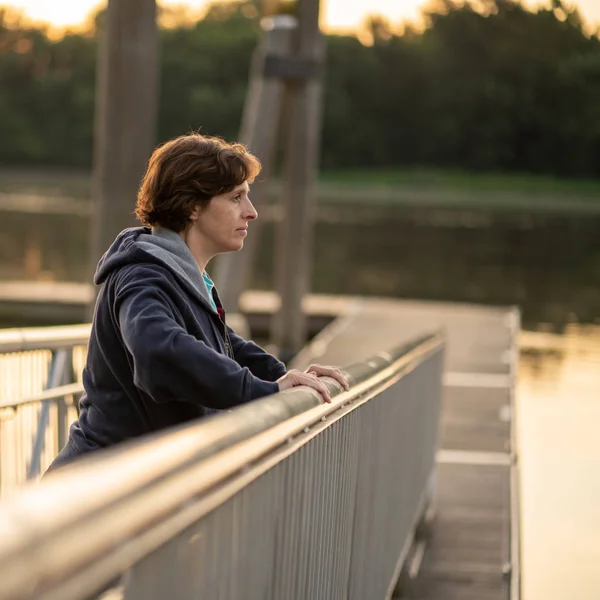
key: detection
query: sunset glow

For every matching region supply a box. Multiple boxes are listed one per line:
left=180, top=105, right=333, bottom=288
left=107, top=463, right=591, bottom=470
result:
left=1, top=0, right=599, bottom=33
left=1, top=0, right=426, bottom=31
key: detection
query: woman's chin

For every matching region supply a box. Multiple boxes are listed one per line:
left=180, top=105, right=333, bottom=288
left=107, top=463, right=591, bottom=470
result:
left=224, top=240, right=245, bottom=252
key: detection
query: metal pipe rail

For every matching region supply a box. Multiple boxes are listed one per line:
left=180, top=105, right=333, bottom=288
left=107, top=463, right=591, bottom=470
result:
left=0, top=332, right=444, bottom=600
left=0, top=383, right=84, bottom=410
left=0, top=324, right=91, bottom=353
left=0, top=325, right=89, bottom=495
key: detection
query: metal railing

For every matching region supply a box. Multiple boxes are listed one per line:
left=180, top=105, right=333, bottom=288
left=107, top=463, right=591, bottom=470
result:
left=0, top=324, right=89, bottom=496
left=0, top=331, right=444, bottom=600
left=508, top=309, right=522, bottom=600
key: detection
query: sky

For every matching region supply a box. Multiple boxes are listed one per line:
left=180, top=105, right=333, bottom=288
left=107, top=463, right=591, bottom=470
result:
left=1, top=0, right=599, bottom=33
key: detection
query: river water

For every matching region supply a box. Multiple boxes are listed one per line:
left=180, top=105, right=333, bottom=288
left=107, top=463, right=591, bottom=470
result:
left=1, top=202, right=599, bottom=330
left=518, top=325, right=600, bottom=600
left=0, top=200, right=599, bottom=598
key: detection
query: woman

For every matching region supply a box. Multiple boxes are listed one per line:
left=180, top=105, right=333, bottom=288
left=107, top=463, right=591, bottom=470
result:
left=47, top=133, right=348, bottom=472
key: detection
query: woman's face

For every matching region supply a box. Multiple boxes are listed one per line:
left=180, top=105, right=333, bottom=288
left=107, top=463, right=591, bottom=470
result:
left=190, top=181, right=258, bottom=255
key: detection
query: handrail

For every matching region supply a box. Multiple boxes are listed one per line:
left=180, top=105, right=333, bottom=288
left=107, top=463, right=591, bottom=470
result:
left=0, top=383, right=84, bottom=410
left=0, top=324, right=91, bottom=353
left=0, top=331, right=443, bottom=600
left=508, top=307, right=522, bottom=600
left=0, top=328, right=89, bottom=488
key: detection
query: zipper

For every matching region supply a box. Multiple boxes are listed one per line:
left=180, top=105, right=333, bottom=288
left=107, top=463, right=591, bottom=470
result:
left=214, top=295, right=231, bottom=358
left=223, top=321, right=231, bottom=357
left=216, top=306, right=231, bottom=357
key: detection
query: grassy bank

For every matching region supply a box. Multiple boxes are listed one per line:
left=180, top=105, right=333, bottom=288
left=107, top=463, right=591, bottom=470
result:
left=318, top=168, right=600, bottom=213
left=319, top=168, right=600, bottom=195
left=1, top=167, right=599, bottom=214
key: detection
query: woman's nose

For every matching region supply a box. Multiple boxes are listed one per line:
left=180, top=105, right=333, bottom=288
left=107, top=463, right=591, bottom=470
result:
left=244, top=199, right=258, bottom=221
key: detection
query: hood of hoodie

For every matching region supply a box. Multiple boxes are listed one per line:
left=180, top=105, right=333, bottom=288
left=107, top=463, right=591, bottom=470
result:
left=94, top=227, right=217, bottom=313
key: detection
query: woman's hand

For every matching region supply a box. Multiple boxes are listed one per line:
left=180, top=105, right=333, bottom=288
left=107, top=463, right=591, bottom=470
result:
left=276, top=364, right=350, bottom=404
left=305, top=364, right=350, bottom=391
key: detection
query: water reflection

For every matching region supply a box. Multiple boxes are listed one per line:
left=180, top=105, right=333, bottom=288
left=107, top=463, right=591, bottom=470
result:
left=518, top=325, right=600, bottom=600
left=1, top=204, right=599, bottom=330
left=2, top=200, right=600, bottom=595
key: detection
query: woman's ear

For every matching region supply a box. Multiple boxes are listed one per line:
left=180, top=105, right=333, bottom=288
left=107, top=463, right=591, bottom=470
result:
left=189, top=204, right=201, bottom=222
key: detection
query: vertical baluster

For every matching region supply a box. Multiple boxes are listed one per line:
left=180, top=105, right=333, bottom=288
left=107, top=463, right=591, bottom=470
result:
left=56, top=349, right=74, bottom=454
left=27, top=349, right=70, bottom=480
left=0, top=354, right=6, bottom=495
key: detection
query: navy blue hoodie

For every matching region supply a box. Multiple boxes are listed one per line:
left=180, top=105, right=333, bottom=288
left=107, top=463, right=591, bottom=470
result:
left=48, top=227, right=286, bottom=471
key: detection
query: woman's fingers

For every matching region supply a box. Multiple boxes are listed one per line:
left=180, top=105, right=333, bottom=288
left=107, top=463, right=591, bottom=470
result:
left=298, top=371, right=331, bottom=403
left=306, top=364, right=350, bottom=390
left=277, top=369, right=331, bottom=403
left=277, top=366, right=352, bottom=403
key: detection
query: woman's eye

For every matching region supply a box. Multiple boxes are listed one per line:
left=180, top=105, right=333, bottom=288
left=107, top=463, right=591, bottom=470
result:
left=233, top=194, right=242, bottom=202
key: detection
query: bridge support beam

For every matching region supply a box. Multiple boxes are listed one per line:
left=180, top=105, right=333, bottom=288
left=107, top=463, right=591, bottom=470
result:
left=271, top=0, right=325, bottom=361
left=90, top=0, right=159, bottom=309
left=213, top=16, right=294, bottom=309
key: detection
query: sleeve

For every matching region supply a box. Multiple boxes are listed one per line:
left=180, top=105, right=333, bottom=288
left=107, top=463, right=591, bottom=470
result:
left=227, top=326, right=287, bottom=382
left=116, top=274, right=279, bottom=409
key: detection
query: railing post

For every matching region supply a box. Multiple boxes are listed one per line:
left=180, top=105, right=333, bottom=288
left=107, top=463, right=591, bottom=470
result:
left=271, top=0, right=325, bottom=360
left=213, top=15, right=294, bottom=310
left=27, top=349, right=71, bottom=479
left=56, top=349, right=74, bottom=453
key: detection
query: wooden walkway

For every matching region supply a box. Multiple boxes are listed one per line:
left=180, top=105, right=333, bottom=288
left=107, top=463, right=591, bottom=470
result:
left=292, top=298, right=520, bottom=600
left=0, top=282, right=347, bottom=331
left=0, top=281, right=520, bottom=599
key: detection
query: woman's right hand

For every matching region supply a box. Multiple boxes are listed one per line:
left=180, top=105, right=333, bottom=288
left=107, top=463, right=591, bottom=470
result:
left=276, top=369, right=332, bottom=403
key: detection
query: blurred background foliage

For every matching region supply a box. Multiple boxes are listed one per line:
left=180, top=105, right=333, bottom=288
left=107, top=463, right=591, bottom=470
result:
left=0, top=0, right=599, bottom=178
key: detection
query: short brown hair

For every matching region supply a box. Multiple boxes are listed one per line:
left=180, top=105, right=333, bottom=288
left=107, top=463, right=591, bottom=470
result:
left=135, top=133, right=261, bottom=232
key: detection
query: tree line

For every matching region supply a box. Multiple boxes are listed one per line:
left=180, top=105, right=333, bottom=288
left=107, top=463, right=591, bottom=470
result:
left=0, top=0, right=599, bottom=178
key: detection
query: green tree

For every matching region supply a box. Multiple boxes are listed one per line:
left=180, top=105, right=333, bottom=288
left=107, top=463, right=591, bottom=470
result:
left=0, top=0, right=599, bottom=178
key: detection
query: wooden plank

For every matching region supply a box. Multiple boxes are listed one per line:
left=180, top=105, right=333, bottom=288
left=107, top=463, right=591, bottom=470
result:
left=411, top=464, right=510, bottom=600
left=0, top=281, right=93, bottom=305
left=440, top=387, right=511, bottom=454
left=292, top=298, right=514, bottom=374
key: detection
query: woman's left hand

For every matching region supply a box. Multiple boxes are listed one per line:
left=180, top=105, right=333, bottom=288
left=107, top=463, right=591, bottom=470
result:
left=304, top=364, right=350, bottom=391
